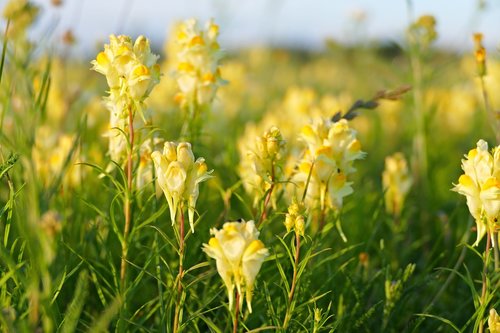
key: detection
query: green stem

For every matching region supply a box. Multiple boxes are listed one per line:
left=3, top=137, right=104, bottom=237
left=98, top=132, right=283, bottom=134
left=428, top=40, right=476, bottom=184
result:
left=283, top=232, right=301, bottom=329
left=120, top=108, right=134, bottom=290
left=173, top=207, right=185, bottom=333
left=479, top=232, right=491, bottom=333
left=479, top=76, right=500, bottom=144
left=233, top=290, right=240, bottom=333
left=257, top=164, right=275, bottom=227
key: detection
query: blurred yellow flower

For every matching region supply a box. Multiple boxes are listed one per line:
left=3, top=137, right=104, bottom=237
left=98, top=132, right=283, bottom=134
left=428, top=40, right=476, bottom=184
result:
left=284, top=201, right=305, bottom=236
left=453, top=139, right=500, bottom=246
left=382, top=153, right=413, bottom=217
left=151, top=142, right=212, bottom=232
left=174, top=18, right=224, bottom=109
left=293, top=118, right=365, bottom=212
left=202, top=220, right=268, bottom=313
left=489, top=309, right=500, bottom=333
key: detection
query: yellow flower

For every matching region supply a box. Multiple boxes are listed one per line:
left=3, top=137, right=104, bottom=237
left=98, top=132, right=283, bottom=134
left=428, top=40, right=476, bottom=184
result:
left=91, top=34, right=160, bottom=104
left=174, top=18, right=224, bottom=108
left=202, top=220, right=268, bottom=313
left=284, top=201, right=306, bottom=236
left=294, top=118, right=365, bottom=211
left=151, top=142, right=212, bottom=232
left=238, top=126, right=286, bottom=208
left=490, top=309, right=500, bottom=333
left=382, top=153, right=413, bottom=217
left=453, top=139, right=500, bottom=246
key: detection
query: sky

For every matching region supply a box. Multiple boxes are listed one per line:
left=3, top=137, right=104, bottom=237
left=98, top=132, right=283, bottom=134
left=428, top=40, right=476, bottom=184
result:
left=2, top=0, right=500, bottom=56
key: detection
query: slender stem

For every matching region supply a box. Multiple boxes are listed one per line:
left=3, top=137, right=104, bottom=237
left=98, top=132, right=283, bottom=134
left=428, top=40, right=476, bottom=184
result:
left=288, top=232, right=300, bottom=303
left=283, top=232, right=301, bottom=329
left=318, top=205, right=326, bottom=232
left=120, top=107, right=134, bottom=289
left=479, top=76, right=500, bottom=144
left=494, top=232, right=499, bottom=271
left=233, top=291, right=240, bottom=333
left=173, top=208, right=185, bottom=333
left=257, top=165, right=275, bottom=227
left=479, top=231, right=491, bottom=333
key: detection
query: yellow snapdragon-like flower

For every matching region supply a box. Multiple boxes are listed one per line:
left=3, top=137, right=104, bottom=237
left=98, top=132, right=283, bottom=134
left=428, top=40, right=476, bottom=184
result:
left=382, top=153, right=413, bottom=217
left=293, top=118, right=365, bottom=211
left=151, top=142, right=212, bottom=232
left=238, top=126, right=286, bottom=207
left=202, top=220, right=268, bottom=313
left=489, top=309, right=500, bottom=333
left=174, top=18, right=224, bottom=108
left=92, top=35, right=160, bottom=103
left=453, top=139, right=500, bottom=246
left=92, top=34, right=160, bottom=166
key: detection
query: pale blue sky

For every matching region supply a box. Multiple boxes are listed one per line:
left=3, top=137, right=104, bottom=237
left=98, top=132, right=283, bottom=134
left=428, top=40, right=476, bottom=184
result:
left=3, top=0, right=500, bottom=56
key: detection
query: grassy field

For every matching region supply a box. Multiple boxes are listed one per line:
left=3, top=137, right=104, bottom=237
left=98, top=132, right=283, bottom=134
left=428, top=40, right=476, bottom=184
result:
left=1, top=1, right=500, bottom=332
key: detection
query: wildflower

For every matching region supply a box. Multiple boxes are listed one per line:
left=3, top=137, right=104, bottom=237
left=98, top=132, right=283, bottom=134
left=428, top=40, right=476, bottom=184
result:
left=32, top=127, right=81, bottom=188
left=452, top=139, right=500, bottom=246
left=202, top=220, right=268, bottom=313
left=238, top=126, right=286, bottom=208
left=91, top=34, right=160, bottom=164
left=174, top=18, right=224, bottom=109
left=473, top=33, right=487, bottom=77
left=489, top=309, right=500, bottom=333
left=382, top=153, right=413, bottom=217
left=293, top=118, right=365, bottom=212
left=92, top=35, right=160, bottom=103
left=2, top=0, right=39, bottom=39
left=151, top=142, right=212, bottom=232
left=284, top=201, right=305, bottom=237
left=408, top=14, right=437, bottom=48
left=136, top=138, right=164, bottom=189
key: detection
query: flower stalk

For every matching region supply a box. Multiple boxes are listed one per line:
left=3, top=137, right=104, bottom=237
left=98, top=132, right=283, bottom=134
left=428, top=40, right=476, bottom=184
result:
left=173, top=207, right=185, bottom=333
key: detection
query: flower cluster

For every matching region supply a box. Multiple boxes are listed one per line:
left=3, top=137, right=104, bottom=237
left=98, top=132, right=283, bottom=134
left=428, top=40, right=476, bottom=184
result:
left=284, top=201, right=305, bottom=237
left=202, top=220, right=268, bottom=313
left=91, top=35, right=160, bottom=163
left=382, top=153, right=413, bottom=217
left=238, top=126, right=286, bottom=207
left=151, top=142, right=212, bottom=232
left=453, top=139, right=500, bottom=246
left=174, top=18, right=224, bottom=109
left=293, top=118, right=365, bottom=212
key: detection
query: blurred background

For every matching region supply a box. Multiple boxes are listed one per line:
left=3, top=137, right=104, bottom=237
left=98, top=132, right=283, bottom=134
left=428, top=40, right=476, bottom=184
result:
left=1, top=0, right=499, bottom=57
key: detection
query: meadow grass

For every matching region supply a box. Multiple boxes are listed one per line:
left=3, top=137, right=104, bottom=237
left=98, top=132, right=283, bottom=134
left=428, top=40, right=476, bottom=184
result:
left=0, top=3, right=499, bottom=333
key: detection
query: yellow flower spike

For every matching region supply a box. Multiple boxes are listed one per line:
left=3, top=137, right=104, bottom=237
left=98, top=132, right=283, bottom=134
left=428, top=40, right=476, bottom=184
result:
left=202, top=220, right=268, bottom=313
left=153, top=142, right=212, bottom=232
left=382, top=153, right=413, bottom=217
left=295, top=117, right=364, bottom=213
left=453, top=139, right=500, bottom=246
